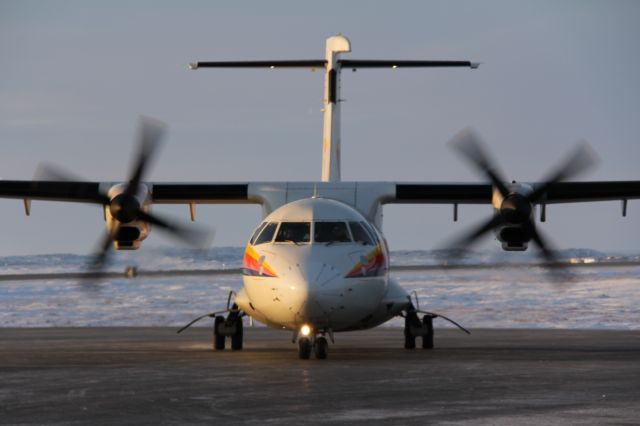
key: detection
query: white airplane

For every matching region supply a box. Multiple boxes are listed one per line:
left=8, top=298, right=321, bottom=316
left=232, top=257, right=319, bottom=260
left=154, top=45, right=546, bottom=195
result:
left=2, top=35, right=639, bottom=359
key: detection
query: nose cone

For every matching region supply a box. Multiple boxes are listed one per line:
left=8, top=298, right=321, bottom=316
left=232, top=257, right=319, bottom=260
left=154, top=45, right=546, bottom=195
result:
left=297, top=260, right=342, bottom=290
left=289, top=260, right=343, bottom=324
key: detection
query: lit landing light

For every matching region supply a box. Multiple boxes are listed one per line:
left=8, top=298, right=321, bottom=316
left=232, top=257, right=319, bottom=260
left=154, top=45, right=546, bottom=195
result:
left=300, top=325, right=311, bottom=337
left=392, top=65, right=398, bottom=69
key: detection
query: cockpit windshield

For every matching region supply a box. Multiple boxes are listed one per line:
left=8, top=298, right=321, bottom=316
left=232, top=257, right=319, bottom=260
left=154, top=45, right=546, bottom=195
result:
left=349, top=222, right=375, bottom=246
left=314, top=222, right=351, bottom=244
left=275, top=222, right=311, bottom=244
left=254, top=222, right=278, bottom=245
left=250, top=222, right=267, bottom=245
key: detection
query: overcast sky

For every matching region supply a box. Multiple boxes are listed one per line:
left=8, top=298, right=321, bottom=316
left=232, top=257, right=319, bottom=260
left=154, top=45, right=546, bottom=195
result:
left=1, top=0, right=639, bottom=256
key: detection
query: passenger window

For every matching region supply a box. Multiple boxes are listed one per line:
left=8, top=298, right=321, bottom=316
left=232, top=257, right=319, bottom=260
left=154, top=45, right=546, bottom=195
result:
left=349, top=222, right=374, bottom=246
left=275, top=222, right=310, bottom=243
left=249, top=222, right=267, bottom=245
left=314, top=222, right=351, bottom=244
left=254, top=222, right=278, bottom=245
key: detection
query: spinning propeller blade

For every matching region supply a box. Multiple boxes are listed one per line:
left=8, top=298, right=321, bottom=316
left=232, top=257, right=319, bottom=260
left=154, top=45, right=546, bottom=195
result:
left=449, top=127, right=510, bottom=198
left=137, top=210, right=213, bottom=249
left=35, top=117, right=213, bottom=287
left=528, top=141, right=599, bottom=203
left=445, top=128, right=598, bottom=281
left=126, top=116, right=167, bottom=196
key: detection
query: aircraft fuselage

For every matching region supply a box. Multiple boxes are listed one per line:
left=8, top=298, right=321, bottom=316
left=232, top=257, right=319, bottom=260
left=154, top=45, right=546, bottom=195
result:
left=235, top=197, right=410, bottom=334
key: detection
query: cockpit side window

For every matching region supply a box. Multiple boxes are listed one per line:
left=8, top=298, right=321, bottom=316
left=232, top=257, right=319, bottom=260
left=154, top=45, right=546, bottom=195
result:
left=254, top=222, right=278, bottom=245
left=349, top=222, right=375, bottom=246
left=314, top=222, right=352, bottom=243
left=361, top=221, right=381, bottom=245
left=249, top=222, right=267, bottom=245
left=275, top=222, right=310, bottom=243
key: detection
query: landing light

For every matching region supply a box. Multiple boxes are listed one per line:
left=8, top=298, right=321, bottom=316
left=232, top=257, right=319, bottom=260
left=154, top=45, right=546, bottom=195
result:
left=301, top=325, right=311, bottom=336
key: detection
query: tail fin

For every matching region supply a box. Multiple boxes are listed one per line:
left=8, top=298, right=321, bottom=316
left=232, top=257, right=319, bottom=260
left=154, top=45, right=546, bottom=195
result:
left=189, top=35, right=479, bottom=183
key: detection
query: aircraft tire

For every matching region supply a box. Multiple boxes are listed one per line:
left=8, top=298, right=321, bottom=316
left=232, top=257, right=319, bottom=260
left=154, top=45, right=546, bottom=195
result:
left=404, top=316, right=416, bottom=349
left=314, top=337, right=328, bottom=359
left=298, top=337, right=312, bottom=359
left=422, top=315, right=434, bottom=349
left=231, top=319, right=243, bottom=351
left=213, top=316, right=225, bottom=351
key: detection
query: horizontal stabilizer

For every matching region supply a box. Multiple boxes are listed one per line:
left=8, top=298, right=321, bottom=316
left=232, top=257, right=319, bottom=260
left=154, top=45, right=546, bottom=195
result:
left=188, top=60, right=479, bottom=70
left=339, top=60, right=479, bottom=69
left=189, top=60, right=326, bottom=70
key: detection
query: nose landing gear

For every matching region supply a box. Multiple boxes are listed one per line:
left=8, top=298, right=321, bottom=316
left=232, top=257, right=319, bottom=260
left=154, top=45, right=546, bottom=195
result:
left=296, top=329, right=330, bottom=360
left=298, top=337, right=312, bottom=359
left=314, top=336, right=328, bottom=359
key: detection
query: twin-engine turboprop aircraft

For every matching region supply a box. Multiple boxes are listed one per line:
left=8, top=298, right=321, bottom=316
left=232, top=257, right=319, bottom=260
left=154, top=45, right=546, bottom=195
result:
left=2, top=35, right=640, bottom=359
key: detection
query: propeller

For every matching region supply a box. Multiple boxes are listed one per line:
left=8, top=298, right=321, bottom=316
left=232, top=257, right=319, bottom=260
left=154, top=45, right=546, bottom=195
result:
left=445, top=127, right=598, bottom=280
left=36, top=116, right=214, bottom=283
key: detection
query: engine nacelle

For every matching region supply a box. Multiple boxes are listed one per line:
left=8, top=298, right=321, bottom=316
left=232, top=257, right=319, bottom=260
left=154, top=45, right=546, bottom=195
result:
left=496, top=224, right=530, bottom=251
left=103, top=183, right=152, bottom=250
left=491, top=182, right=535, bottom=251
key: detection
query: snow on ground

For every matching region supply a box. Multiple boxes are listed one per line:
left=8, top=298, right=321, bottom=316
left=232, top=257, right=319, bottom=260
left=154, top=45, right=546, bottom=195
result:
left=0, top=248, right=639, bottom=329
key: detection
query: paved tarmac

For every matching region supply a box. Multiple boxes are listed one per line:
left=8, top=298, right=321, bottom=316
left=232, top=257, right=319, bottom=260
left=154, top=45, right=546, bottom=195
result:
left=1, top=327, right=639, bottom=425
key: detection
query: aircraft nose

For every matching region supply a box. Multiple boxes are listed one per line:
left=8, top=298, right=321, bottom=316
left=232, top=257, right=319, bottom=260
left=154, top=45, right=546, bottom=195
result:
left=289, top=261, right=342, bottom=322
left=297, top=260, right=342, bottom=289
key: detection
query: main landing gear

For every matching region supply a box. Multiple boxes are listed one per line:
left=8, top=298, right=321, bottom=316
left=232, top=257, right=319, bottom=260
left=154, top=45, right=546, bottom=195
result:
left=401, top=298, right=471, bottom=350
left=404, top=310, right=435, bottom=350
left=213, top=304, right=244, bottom=351
left=176, top=291, right=246, bottom=351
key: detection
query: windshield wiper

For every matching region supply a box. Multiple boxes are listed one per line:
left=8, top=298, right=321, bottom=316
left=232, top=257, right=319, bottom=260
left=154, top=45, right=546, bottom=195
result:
left=285, top=239, right=301, bottom=246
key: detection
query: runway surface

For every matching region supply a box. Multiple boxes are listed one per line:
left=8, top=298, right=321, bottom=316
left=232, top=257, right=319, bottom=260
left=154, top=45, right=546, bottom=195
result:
left=1, top=327, right=639, bottom=425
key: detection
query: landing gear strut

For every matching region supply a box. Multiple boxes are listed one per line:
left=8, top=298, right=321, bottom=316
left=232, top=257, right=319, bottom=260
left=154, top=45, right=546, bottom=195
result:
left=213, top=304, right=244, bottom=351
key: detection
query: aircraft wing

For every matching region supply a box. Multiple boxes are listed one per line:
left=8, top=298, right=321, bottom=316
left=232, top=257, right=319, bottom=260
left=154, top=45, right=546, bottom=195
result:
left=390, top=181, right=640, bottom=206
left=0, top=181, right=257, bottom=205
left=0, top=180, right=105, bottom=204
left=150, top=183, right=253, bottom=204
left=3, top=180, right=640, bottom=207
left=392, top=183, right=492, bottom=204
left=535, top=181, right=640, bottom=204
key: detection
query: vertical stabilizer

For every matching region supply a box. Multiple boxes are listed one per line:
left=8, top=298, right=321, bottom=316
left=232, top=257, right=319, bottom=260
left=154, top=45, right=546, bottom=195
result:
left=189, top=36, right=478, bottom=183
left=321, top=35, right=351, bottom=182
